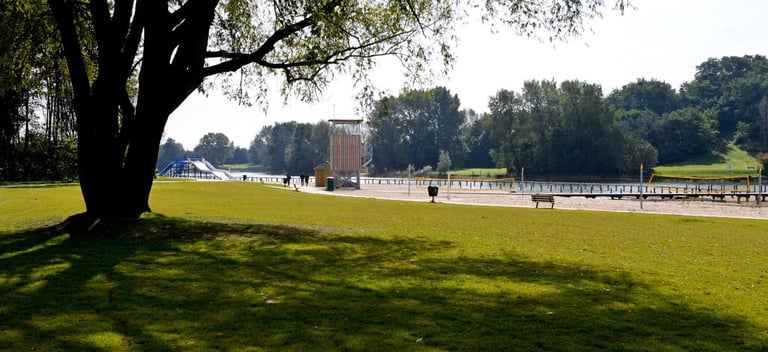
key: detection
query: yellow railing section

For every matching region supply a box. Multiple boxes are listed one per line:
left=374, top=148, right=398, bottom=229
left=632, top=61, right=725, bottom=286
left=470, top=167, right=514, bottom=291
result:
left=646, top=173, right=751, bottom=194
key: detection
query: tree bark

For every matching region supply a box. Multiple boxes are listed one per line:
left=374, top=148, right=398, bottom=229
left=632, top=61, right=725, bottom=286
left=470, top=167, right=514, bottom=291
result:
left=48, top=0, right=208, bottom=220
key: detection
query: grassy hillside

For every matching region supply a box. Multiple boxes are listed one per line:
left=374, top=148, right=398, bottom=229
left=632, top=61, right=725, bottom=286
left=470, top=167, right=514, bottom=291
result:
left=653, top=144, right=764, bottom=176
left=1, top=182, right=767, bottom=351
left=449, top=168, right=508, bottom=177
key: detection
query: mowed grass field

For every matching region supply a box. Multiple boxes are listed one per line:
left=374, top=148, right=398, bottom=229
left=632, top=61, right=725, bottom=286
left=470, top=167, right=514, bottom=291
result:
left=653, top=144, right=764, bottom=177
left=1, top=181, right=767, bottom=351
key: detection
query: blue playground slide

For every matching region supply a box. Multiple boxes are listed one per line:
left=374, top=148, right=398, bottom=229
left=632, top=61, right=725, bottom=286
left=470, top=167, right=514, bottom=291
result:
left=159, top=157, right=235, bottom=180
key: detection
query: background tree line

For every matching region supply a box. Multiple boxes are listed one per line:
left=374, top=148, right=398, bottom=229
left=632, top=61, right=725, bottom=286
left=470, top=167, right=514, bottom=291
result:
left=366, top=55, right=768, bottom=176
left=5, top=7, right=767, bottom=182
left=156, top=121, right=331, bottom=176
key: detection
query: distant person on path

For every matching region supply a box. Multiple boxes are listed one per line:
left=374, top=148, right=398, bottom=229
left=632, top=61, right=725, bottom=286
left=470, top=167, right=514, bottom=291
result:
left=284, top=172, right=291, bottom=187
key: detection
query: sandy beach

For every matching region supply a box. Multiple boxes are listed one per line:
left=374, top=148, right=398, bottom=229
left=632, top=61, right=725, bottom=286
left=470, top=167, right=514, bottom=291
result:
left=298, top=183, right=768, bottom=221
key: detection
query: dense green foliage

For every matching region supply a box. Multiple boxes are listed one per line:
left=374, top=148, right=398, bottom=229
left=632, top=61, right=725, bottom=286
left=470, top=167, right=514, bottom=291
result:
left=250, top=121, right=331, bottom=175
left=0, top=0, right=79, bottom=182
left=649, top=108, right=721, bottom=164
left=192, top=133, right=234, bottom=167
left=485, top=80, right=630, bottom=175
left=1, top=182, right=767, bottom=350
left=155, top=138, right=188, bottom=171
left=681, top=56, right=768, bottom=141
left=367, top=87, right=466, bottom=173
left=359, top=57, right=768, bottom=177
left=607, top=78, right=680, bottom=116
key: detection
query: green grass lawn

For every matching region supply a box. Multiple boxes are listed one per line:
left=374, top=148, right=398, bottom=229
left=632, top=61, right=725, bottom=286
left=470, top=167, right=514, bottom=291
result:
left=1, top=182, right=767, bottom=351
left=220, top=163, right=266, bottom=172
left=654, top=144, right=764, bottom=177
left=449, top=168, right=508, bottom=177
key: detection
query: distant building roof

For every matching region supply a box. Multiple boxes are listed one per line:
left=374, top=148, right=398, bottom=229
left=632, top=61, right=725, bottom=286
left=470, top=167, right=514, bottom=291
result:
left=314, top=161, right=331, bottom=170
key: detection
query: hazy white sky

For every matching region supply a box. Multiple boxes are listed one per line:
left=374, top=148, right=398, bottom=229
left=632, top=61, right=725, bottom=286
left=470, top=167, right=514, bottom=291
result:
left=166, top=0, right=768, bottom=149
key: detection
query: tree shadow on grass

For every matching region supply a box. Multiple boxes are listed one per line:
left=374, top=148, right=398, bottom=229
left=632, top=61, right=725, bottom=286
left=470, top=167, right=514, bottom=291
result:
left=1, top=215, right=766, bottom=351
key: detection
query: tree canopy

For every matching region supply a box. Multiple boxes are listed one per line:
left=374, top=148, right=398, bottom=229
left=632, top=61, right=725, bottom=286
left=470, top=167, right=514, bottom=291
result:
left=681, top=55, right=768, bottom=148
left=193, top=133, right=234, bottom=167
left=367, top=87, right=465, bottom=173
left=484, top=80, right=632, bottom=175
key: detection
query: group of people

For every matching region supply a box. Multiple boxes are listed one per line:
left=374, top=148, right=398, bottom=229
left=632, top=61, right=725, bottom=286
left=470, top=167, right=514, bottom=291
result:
left=284, top=172, right=311, bottom=186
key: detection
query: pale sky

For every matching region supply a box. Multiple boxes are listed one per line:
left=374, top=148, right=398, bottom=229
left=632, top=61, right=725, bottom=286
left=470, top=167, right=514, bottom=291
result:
left=166, top=0, right=768, bottom=149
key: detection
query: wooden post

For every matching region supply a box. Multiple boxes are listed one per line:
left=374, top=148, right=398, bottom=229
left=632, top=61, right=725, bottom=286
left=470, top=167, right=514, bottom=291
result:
left=640, top=164, right=644, bottom=210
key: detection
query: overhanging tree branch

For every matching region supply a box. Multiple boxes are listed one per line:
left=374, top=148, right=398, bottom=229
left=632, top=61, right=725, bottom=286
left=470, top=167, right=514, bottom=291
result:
left=201, top=15, right=316, bottom=77
left=202, top=28, right=415, bottom=76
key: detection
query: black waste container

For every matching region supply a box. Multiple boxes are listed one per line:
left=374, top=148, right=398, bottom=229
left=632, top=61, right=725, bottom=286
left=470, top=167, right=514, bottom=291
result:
left=326, top=177, right=335, bottom=191
left=428, top=185, right=439, bottom=202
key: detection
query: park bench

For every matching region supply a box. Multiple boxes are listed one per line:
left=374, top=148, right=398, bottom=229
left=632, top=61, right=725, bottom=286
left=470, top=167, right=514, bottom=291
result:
left=531, top=194, right=555, bottom=208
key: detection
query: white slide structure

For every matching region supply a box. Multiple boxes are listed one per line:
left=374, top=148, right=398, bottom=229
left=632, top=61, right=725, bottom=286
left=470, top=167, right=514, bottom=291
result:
left=190, top=160, right=235, bottom=180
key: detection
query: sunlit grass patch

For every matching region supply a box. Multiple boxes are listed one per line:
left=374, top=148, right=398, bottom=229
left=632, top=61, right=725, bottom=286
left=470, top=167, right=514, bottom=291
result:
left=1, top=182, right=767, bottom=350
left=654, top=143, right=763, bottom=176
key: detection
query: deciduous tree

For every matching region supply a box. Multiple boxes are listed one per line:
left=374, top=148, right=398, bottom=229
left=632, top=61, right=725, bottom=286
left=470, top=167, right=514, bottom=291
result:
left=193, top=133, right=234, bottom=167
left=367, top=87, right=465, bottom=172
left=607, top=78, right=679, bottom=116
left=47, top=0, right=629, bottom=219
left=156, top=138, right=187, bottom=171
left=649, top=108, right=720, bottom=163
left=487, top=80, right=629, bottom=175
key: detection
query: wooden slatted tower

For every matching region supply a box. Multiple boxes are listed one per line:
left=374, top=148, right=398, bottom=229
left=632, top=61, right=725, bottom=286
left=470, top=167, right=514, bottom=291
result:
left=329, top=119, right=363, bottom=189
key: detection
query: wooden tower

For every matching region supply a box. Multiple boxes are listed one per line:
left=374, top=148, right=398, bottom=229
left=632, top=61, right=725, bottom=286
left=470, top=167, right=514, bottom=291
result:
left=329, top=119, right=363, bottom=189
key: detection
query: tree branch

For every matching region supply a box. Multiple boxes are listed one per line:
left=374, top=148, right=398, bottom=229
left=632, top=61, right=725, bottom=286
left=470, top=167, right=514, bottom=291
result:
left=112, top=0, right=135, bottom=43
left=120, top=4, right=143, bottom=76
left=47, top=0, right=91, bottom=110
left=203, top=27, right=415, bottom=77
left=89, top=0, right=111, bottom=52
left=201, top=15, right=316, bottom=77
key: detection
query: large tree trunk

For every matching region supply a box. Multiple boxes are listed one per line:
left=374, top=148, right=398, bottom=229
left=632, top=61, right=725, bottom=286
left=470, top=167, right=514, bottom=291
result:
left=50, top=0, right=214, bottom=220
left=76, top=59, right=177, bottom=219
left=76, top=93, right=165, bottom=219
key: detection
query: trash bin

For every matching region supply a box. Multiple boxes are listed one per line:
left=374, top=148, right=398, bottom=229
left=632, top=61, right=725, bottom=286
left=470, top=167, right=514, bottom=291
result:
left=428, top=186, right=438, bottom=202
left=326, top=177, right=335, bottom=191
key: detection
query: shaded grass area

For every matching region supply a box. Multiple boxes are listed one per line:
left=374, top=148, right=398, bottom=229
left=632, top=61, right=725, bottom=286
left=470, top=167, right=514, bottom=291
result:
left=654, top=144, right=763, bottom=176
left=1, top=182, right=768, bottom=351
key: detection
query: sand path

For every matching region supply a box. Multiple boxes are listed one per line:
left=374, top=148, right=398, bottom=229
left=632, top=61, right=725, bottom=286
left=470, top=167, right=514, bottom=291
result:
left=297, top=183, right=768, bottom=221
